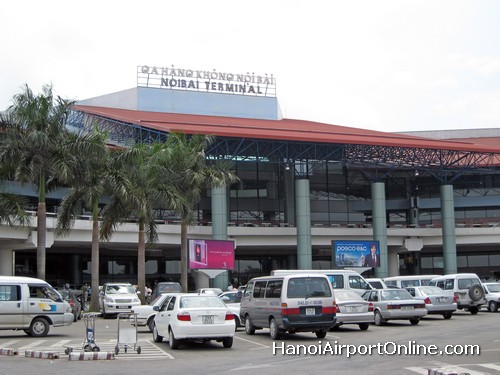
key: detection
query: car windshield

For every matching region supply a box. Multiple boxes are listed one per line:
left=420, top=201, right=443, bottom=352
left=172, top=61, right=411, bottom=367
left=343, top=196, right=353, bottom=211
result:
left=380, top=289, right=412, bottom=301
left=486, top=284, right=500, bottom=292
left=149, top=294, right=168, bottom=306
left=180, top=296, right=226, bottom=308
left=220, top=292, right=242, bottom=303
left=106, top=285, right=136, bottom=294
left=419, top=286, right=445, bottom=296
left=157, top=284, right=182, bottom=293
left=335, top=290, right=363, bottom=301
left=287, top=277, right=332, bottom=298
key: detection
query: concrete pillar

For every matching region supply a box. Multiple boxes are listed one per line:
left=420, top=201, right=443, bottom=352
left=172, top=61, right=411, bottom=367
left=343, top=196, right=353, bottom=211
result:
left=387, top=247, right=400, bottom=276
left=284, top=166, right=295, bottom=226
left=440, top=184, right=457, bottom=274
left=295, top=178, right=312, bottom=269
left=372, top=182, right=389, bottom=278
left=0, top=248, right=14, bottom=275
left=211, top=185, right=230, bottom=290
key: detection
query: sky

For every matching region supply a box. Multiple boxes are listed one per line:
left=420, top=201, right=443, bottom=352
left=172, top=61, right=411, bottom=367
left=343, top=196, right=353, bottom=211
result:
left=1, top=0, right=500, bottom=133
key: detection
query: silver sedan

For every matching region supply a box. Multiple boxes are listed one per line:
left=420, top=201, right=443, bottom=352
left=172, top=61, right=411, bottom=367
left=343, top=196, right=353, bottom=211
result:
left=362, top=288, right=427, bottom=326
left=333, top=290, right=374, bottom=330
left=404, top=286, right=457, bottom=319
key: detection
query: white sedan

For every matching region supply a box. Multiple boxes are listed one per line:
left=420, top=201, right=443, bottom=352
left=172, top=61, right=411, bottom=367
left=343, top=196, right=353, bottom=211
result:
left=152, top=293, right=235, bottom=349
left=131, top=293, right=172, bottom=332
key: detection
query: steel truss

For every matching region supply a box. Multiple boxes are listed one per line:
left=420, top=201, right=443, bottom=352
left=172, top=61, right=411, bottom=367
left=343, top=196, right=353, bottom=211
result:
left=69, top=109, right=499, bottom=183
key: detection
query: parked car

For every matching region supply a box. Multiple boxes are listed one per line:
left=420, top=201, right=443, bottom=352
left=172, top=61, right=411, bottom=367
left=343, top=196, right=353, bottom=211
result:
left=362, top=288, right=427, bottom=326
left=58, top=289, right=82, bottom=322
left=219, top=290, right=242, bottom=329
left=0, top=276, right=74, bottom=337
left=365, top=278, right=388, bottom=289
left=271, top=269, right=372, bottom=296
left=196, top=288, right=223, bottom=295
left=428, top=273, right=486, bottom=314
left=404, top=286, right=457, bottom=319
left=482, top=282, right=500, bottom=312
left=384, top=275, right=442, bottom=289
left=131, top=293, right=173, bottom=332
left=333, top=290, right=374, bottom=330
left=152, top=293, right=235, bottom=349
left=150, top=282, right=182, bottom=301
left=99, top=282, right=141, bottom=318
left=240, top=274, right=337, bottom=339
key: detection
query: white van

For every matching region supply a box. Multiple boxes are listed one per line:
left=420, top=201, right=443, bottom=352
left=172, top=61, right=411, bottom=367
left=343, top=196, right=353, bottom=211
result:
left=428, top=273, right=486, bottom=314
left=271, top=269, right=373, bottom=296
left=383, top=275, right=442, bottom=289
left=0, top=276, right=74, bottom=337
left=240, top=274, right=337, bottom=339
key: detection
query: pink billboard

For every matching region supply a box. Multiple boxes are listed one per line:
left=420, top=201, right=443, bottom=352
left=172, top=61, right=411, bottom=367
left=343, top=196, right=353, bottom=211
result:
left=188, top=239, right=235, bottom=270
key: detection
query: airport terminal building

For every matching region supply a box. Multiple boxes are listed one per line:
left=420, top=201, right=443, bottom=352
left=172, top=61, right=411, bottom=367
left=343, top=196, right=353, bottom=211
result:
left=1, top=65, right=500, bottom=289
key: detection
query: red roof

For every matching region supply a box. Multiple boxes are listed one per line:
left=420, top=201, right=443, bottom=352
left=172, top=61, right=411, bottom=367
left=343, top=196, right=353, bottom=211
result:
left=74, top=105, right=500, bottom=154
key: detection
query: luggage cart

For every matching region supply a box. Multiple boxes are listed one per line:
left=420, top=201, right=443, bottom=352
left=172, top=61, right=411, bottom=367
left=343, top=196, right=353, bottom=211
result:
left=115, top=312, right=141, bottom=355
left=64, top=312, right=101, bottom=354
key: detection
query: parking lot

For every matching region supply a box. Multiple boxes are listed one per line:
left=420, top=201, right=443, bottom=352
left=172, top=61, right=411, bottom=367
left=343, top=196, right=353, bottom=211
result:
left=1, top=309, right=499, bottom=375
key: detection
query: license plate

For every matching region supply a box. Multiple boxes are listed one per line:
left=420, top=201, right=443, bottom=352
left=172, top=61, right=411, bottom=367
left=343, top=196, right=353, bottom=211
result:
left=202, top=315, right=214, bottom=324
left=346, top=306, right=361, bottom=313
left=438, top=297, right=446, bottom=303
left=402, top=306, right=414, bottom=310
left=305, top=307, right=316, bottom=316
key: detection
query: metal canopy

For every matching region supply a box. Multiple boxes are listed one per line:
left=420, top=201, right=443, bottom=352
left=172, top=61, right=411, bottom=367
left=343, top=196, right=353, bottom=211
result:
left=68, top=109, right=499, bottom=183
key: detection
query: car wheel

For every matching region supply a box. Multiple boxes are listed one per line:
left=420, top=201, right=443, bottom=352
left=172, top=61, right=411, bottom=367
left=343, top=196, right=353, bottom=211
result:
left=30, top=317, right=50, bottom=337
left=468, top=284, right=485, bottom=301
left=469, top=306, right=479, bottom=315
left=245, top=315, right=255, bottom=335
left=73, top=312, right=78, bottom=322
left=222, top=336, right=233, bottom=348
left=315, top=330, right=327, bottom=339
left=374, top=311, right=386, bottom=326
left=488, top=301, right=498, bottom=312
left=269, top=318, right=280, bottom=340
left=153, top=325, right=163, bottom=343
left=409, top=319, right=420, bottom=325
left=169, top=328, right=180, bottom=349
left=443, top=312, right=453, bottom=319
left=359, top=323, right=370, bottom=331
left=234, top=316, right=240, bottom=331
left=147, top=317, right=155, bottom=333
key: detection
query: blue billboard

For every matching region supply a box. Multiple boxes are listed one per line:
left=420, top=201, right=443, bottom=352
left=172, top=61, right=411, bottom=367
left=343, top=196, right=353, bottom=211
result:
left=332, top=240, right=380, bottom=268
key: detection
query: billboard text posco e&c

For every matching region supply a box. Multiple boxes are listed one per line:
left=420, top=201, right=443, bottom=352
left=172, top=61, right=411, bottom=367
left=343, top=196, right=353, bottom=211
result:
left=332, top=240, right=380, bottom=268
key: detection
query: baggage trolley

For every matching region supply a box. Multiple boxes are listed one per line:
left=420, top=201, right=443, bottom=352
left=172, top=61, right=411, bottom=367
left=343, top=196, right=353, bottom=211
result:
left=64, top=312, right=101, bottom=354
left=115, top=312, right=141, bottom=355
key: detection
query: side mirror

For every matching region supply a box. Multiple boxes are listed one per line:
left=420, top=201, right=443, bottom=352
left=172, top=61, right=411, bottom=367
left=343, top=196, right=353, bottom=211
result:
left=153, top=306, right=160, bottom=311
left=221, top=296, right=230, bottom=302
left=137, top=290, right=141, bottom=295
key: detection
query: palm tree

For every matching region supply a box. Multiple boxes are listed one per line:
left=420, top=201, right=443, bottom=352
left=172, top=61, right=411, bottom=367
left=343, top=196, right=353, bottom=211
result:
left=55, top=128, right=112, bottom=312
left=0, top=189, right=30, bottom=227
left=99, top=142, right=190, bottom=303
left=0, top=84, right=77, bottom=280
left=165, top=133, right=239, bottom=292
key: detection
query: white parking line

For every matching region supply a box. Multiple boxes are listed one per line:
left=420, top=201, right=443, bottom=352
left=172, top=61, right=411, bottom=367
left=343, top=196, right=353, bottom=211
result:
left=0, top=340, right=21, bottom=347
left=479, top=363, right=500, bottom=371
left=49, top=339, right=72, bottom=348
left=234, top=335, right=270, bottom=348
left=232, top=356, right=312, bottom=370
left=18, top=340, right=48, bottom=350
